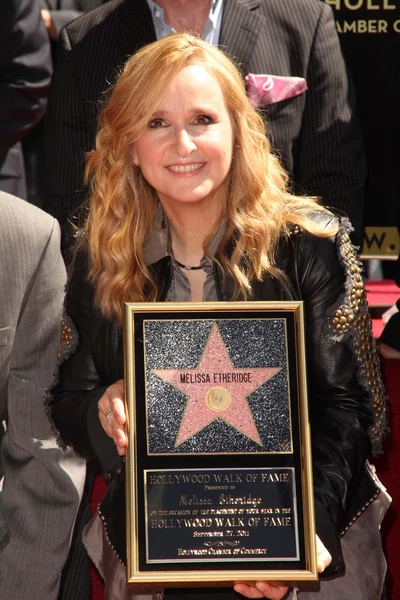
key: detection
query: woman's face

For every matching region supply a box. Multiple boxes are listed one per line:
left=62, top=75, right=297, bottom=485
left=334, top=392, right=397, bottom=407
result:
left=132, top=63, right=234, bottom=212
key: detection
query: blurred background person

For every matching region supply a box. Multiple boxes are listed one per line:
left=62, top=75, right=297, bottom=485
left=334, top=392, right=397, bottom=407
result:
left=378, top=37, right=400, bottom=359
left=0, top=192, right=85, bottom=600
left=0, top=0, right=51, bottom=201
left=23, top=0, right=106, bottom=209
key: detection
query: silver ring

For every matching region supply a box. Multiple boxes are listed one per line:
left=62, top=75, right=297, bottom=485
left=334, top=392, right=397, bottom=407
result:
left=106, top=411, right=114, bottom=423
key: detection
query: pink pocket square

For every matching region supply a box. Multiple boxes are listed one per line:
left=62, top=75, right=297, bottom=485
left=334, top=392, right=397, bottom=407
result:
left=245, top=74, right=308, bottom=108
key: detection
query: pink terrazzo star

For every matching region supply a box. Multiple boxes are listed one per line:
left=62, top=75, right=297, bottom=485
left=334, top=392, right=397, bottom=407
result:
left=152, top=322, right=280, bottom=447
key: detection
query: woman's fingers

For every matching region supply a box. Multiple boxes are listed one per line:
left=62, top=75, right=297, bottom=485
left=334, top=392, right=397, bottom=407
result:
left=98, top=379, right=127, bottom=454
left=234, top=581, right=289, bottom=599
left=114, top=427, right=128, bottom=455
left=111, top=394, right=126, bottom=426
left=255, top=582, right=289, bottom=599
left=234, top=535, right=331, bottom=599
left=233, top=583, right=264, bottom=598
left=316, top=535, right=332, bottom=573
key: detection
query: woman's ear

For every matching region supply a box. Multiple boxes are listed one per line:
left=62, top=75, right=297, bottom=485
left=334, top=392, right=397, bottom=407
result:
left=132, top=148, right=139, bottom=166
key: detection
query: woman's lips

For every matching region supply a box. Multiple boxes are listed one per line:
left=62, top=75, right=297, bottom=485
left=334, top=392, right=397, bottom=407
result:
left=166, top=162, right=205, bottom=174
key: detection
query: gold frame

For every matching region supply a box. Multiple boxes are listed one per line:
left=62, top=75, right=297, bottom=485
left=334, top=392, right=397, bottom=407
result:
left=124, top=301, right=317, bottom=585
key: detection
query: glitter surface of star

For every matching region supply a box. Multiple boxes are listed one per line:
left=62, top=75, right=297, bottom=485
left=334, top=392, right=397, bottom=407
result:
left=144, top=318, right=291, bottom=454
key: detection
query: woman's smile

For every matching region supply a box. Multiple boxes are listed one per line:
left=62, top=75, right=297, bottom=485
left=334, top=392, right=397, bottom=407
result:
left=165, top=162, right=206, bottom=175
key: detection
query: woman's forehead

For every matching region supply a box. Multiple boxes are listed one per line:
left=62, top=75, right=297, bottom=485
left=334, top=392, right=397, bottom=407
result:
left=153, top=64, right=227, bottom=110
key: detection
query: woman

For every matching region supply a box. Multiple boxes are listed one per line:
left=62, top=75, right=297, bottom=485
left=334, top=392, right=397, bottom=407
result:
left=51, top=33, right=388, bottom=600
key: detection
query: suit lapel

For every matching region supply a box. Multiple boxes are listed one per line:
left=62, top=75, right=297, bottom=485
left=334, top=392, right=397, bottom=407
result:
left=114, top=0, right=266, bottom=75
left=116, top=0, right=156, bottom=59
left=219, top=0, right=265, bottom=76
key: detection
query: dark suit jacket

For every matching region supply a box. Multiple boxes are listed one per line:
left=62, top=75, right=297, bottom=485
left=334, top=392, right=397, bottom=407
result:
left=0, top=192, right=84, bottom=600
left=44, top=0, right=366, bottom=243
left=40, top=0, right=106, bottom=37
left=0, top=0, right=52, bottom=200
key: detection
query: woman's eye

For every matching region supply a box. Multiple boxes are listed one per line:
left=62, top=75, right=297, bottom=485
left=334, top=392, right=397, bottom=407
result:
left=149, top=118, right=167, bottom=128
left=194, top=114, right=214, bottom=125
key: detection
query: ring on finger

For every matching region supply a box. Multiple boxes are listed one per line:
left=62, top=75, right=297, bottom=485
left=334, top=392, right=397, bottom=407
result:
left=106, top=410, right=114, bottom=423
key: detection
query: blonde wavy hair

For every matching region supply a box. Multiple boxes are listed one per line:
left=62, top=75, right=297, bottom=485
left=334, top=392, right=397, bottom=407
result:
left=83, top=33, right=337, bottom=322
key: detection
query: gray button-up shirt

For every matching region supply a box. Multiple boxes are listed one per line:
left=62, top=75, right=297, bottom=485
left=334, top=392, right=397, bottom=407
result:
left=143, top=205, right=225, bottom=301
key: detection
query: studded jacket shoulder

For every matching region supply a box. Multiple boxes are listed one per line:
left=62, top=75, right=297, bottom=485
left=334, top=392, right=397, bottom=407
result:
left=50, top=214, right=386, bottom=577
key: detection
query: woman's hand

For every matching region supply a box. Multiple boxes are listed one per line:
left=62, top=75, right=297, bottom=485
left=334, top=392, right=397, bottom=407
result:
left=233, top=581, right=288, bottom=599
left=98, top=379, right=127, bottom=455
left=234, top=535, right=332, bottom=598
left=316, top=535, right=332, bottom=573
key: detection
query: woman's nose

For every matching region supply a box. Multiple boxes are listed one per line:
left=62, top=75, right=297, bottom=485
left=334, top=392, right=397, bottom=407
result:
left=172, top=128, right=196, bottom=157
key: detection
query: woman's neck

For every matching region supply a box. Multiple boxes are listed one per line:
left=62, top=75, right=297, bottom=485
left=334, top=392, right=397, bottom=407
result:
left=161, top=200, right=221, bottom=266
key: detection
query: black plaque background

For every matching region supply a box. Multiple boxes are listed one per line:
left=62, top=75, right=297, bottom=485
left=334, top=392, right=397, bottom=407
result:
left=131, top=309, right=306, bottom=573
left=145, top=467, right=299, bottom=563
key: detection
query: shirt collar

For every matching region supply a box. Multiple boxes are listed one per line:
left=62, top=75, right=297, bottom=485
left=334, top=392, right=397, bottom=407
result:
left=146, top=0, right=224, bottom=45
left=143, top=203, right=227, bottom=267
left=143, top=203, right=170, bottom=267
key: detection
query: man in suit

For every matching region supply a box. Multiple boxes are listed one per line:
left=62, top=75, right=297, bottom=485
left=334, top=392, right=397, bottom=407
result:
left=22, top=0, right=106, bottom=208
left=0, top=192, right=85, bottom=600
left=44, top=0, right=367, bottom=247
left=0, top=0, right=52, bottom=201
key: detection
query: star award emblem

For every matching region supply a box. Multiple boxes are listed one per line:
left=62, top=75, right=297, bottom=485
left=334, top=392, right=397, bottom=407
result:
left=152, top=322, right=280, bottom=448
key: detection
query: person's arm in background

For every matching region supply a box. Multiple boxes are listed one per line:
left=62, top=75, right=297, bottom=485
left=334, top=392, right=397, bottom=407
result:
left=0, top=0, right=51, bottom=163
left=42, top=9, right=84, bottom=40
left=293, top=2, right=367, bottom=246
left=0, top=208, right=85, bottom=600
left=41, top=0, right=104, bottom=39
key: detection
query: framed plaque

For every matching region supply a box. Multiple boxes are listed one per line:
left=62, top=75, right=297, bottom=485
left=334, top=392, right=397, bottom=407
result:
left=124, top=302, right=317, bottom=586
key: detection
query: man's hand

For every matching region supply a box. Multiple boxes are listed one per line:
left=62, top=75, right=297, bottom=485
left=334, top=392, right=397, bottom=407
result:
left=41, top=9, right=58, bottom=40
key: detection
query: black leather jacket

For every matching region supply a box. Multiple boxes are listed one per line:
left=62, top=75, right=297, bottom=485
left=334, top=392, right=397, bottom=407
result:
left=51, top=216, right=385, bottom=580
